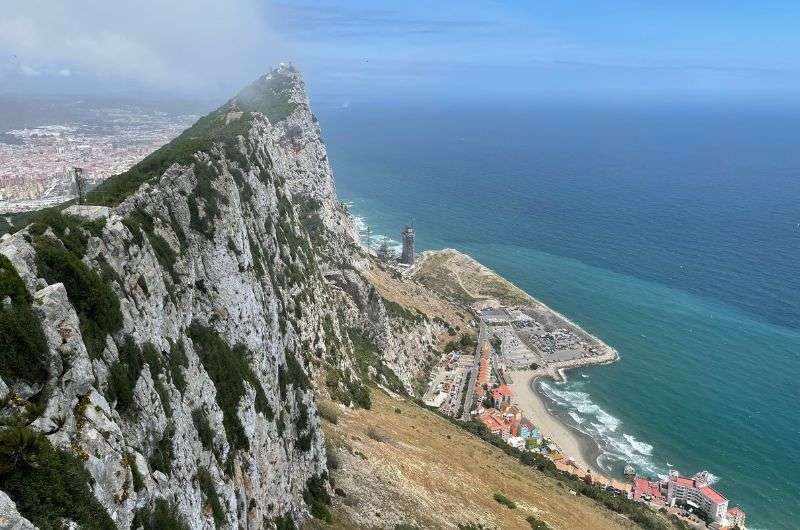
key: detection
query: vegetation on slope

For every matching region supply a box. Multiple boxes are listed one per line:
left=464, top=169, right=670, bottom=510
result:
left=84, top=66, right=301, bottom=208
left=196, top=467, right=225, bottom=528
left=188, top=322, right=272, bottom=451
left=348, top=327, right=405, bottom=394
left=105, top=337, right=145, bottom=411
left=323, top=390, right=633, bottom=530
left=85, top=106, right=254, bottom=207
left=232, top=66, right=300, bottom=123
left=131, top=498, right=189, bottom=530
left=0, top=426, right=115, bottom=529
left=33, top=231, right=122, bottom=359
left=0, top=254, right=48, bottom=384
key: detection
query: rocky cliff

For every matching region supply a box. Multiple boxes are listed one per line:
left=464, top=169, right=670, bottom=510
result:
left=0, top=65, right=446, bottom=530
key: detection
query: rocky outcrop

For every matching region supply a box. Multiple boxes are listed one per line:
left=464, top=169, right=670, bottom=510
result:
left=232, top=65, right=359, bottom=250
left=0, top=65, right=462, bottom=530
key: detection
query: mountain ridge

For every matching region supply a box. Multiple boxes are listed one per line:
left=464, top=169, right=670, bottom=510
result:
left=0, top=65, right=684, bottom=530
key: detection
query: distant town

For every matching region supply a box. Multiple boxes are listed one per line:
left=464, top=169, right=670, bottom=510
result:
left=0, top=107, right=196, bottom=214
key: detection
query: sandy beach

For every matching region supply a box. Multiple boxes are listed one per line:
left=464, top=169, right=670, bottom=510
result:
left=508, top=369, right=603, bottom=475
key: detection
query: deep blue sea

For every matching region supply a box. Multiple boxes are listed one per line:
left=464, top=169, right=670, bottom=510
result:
left=316, top=101, right=800, bottom=529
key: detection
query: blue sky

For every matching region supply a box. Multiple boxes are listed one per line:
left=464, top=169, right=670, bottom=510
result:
left=2, top=1, right=800, bottom=103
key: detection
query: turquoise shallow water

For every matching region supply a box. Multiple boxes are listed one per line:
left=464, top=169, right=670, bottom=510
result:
left=317, top=101, right=800, bottom=529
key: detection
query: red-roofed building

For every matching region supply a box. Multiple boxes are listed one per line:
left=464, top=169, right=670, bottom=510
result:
left=726, top=506, right=746, bottom=527
left=478, top=413, right=511, bottom=440
left=632, top=478, right=666, bottom=507
left=491, top=384, right=513, bottom=408
left=666, top=470, right=730, bottom=523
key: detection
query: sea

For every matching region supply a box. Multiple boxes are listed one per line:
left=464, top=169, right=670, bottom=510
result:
left=316, top=100, right=800, bottom=529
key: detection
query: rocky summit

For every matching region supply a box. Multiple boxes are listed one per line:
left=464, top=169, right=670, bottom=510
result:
left=0, top=65, right=684, bottom=530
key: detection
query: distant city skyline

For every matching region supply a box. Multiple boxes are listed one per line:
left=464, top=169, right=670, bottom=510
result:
left=2, top=1, right=800, bottom=104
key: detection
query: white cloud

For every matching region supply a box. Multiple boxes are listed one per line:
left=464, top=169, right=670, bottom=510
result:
left=0, top=0, right=281, bottom=92
left=20, top=64, right=40, bottom=76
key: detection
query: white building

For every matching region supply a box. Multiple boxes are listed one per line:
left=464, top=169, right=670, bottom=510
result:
left=666, top=470, right=743, bottom=525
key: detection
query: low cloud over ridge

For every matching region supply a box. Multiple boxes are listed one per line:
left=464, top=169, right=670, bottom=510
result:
left=1, top=0, right=277, bottom=94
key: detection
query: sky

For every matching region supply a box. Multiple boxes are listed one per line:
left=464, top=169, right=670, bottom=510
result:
left=2, top=1, right=800, bottom=104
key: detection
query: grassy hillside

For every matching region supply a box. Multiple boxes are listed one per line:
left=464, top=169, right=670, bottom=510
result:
left=412, top=249, right=532, bottom=309
left=315, top=390, right=636, bottom=530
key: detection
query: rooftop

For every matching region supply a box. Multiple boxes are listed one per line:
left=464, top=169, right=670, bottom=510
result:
left=700, top=486, right=727, bottom=504
left=493, top=384, right=513, bottom=397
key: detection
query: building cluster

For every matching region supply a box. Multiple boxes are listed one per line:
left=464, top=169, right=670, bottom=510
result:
left=632, top=471, right=746, bottom=528
left=423, top=350, right=473, bottom=416
left=475, top=384, right=631, bottom=495
left=473, top=341, right=491, bottom=397
left=476, top=385, right=542, bottom=449
left=0, top=109, right=195, bottom=213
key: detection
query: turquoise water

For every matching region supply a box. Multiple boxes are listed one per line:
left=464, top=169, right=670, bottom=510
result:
left=317, top=101, right=800, bottom=529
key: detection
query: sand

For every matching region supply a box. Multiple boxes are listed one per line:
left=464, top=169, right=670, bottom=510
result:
left=508, top=369, right=603, bottom=475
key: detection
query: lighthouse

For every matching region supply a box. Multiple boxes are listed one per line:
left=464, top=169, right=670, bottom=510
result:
left=400, top=224, right=415, bottom=265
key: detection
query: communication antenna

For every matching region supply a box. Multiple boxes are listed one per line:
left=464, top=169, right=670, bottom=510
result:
left=73, top=167, right=87, bottom=205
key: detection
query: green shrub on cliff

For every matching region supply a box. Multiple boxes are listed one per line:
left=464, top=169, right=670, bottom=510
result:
left=0, top=255, right=48, bottom=384
left=197, top=467, right=225, bottom=527
left=0, top=426, right=115, bottom=529
left=303, top=473, right=331, bottom=522
left=34, top=236, right=122, bottom=359
left=122, top=209, right=179, bottom=281
left=493, top=491, right=516, bottom=509
left=105, top=337, right=144, bottom=412
left=188, top=322, right=273, bottom=451
left=132, top=498, right=189, bottom=530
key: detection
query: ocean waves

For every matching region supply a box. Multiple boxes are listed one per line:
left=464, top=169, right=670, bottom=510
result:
left=353, top=214, right=402, bottom=252
left=539, top=379, right=664, bottom=478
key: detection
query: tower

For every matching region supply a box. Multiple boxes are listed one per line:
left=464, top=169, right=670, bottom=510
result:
left=376, top=236, right=395, bottom=262
left=73, top=167, right=87, bottom=205
left=400, top=224, right=415, bottom=265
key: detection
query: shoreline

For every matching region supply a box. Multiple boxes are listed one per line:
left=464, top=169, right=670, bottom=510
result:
left=508, top=369, right=606, bottom=477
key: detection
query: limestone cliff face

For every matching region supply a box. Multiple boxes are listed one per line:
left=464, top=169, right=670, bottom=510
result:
left=0, top=111, right=329, bottom=529
left=0, top=65, right=453, bottom=530
left=232, top=65, right=359, bottom=249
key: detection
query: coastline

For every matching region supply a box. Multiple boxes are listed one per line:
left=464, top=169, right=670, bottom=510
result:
left=508, top=369, right=605, bottom=477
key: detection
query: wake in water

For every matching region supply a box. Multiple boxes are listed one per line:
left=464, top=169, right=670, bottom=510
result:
left=539, top=379, right=666, bottom=479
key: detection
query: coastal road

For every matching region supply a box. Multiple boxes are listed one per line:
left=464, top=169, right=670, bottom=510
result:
left=460, top=322, right=487, bottom=420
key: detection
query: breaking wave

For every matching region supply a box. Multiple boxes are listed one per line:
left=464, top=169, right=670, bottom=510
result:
left=568, top=412, right=585, bottom=424
left=353, top=215, right=402, bottom=253
left=623, top=434, right=654, bottom=456
left=538, top=379, right=664, bottom=478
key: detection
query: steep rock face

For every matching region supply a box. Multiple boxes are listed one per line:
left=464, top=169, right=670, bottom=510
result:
left=0, top=75, right=339, bottom=530
left=327, top=268, right=445, bottom=393
left=232, top=65, right=359, bottom=249
left=0, top=65, right=454, bottom=529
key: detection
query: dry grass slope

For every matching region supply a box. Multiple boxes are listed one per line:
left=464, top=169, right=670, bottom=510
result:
left=312, top=390, right=635, bottom=530
left=411, top=249, right=532, bottom=308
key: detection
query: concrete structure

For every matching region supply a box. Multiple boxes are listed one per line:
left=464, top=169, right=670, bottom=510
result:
left=666, top=470, right=731, bottom=524
left=507, top=436, right=526, bottom=450
left=62, top=204, right=111, bottom=222
left=400, top=224, right=414, bottom=265
left=726, top=506, right=746, bottom=528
